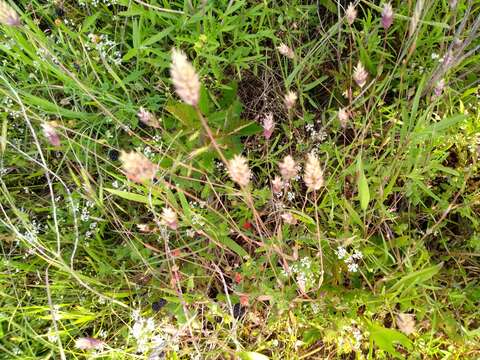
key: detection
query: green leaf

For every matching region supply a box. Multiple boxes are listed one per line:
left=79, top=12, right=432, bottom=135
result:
left=356, top=156, right=370, bottom=211
left=237, top=352, right=270, bottom=360
left=390, top=262, right=443, bottom=293
left=318, top=0, right=336, bottom=13
left=368, top=323, right=412, bottom=358
left=105, top=188, right=162, bottom=205
left=165, top=101, right=199, bottom=128
left=218, top=235, right=248, bottom=258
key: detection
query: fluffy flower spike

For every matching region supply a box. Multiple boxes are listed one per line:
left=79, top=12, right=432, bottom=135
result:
left=41, top=122, right=61, bottom=146
left=0, top=1, right=20, bottom=26
left=284, top=91, right=297, bottom=111
left=170, top=48, right=200, bottom=106
left=345, top=3, right=357, bottom=25
left=137, top=107, right=161, bottom=128
left=381, top=2, right=394, bottom=30
left=279, top=155, right=298, bottom=181
left=228, top=155, right=251, bottom=187
left=162, top=207, right=178, bottom=230
left=277, top=43, right=295, bottom=59
left=119, top=151, right=157, bottom=184
left=272, top=176, right=284, bottom=194
left=338, top=108, right=349, bottom=128
left=262, top=112, right=275, bottom=140
left=75, top=337, right=105, bottom=350
left=353, top=62, right=368, bottom=88
left=303, top=153, right=324, bottom=191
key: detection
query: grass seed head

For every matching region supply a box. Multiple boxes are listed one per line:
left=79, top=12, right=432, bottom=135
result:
left=284, top=91, right=298, bottom=111
left=353, top=61, right=368, bottom=88
left=228, top=155, right=251, bottom=187
left=345, top=3, right=357, bottom=25
left=277, top=43, right=295, bottom=59
left=0, top=1, right=20, bottom=27
left=382, top=3, right=394, bottom=30
left=304, top=153, right=324, bottom=191
left=119, top=151, right=157, bottom=184
left=162, top=207, right=178, bottom=230
left=170, top=48, right=200, bottom=106
left=279, top=155, right=298, bottom=181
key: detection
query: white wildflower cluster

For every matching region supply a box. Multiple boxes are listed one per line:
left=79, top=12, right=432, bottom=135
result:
left=337, top=322, right=365, bottom=352
left=21, top=218, right=45, bottom=246
left=79, top=0, right=118, bottom=7
left=86, top=33, right=122, bottom=65
left=282, top=257, right=317, bottom=293
left=46, top=326, right=59, bottom=342
left=2, top=97, right=21, bottom=119
left=130, top=310, right=172, bottom=358
left=143, top=146, right=154, bottom=158
left=305, top=123, right=328, bottom=143
left=191, top=213, right=205, bottom=227
left=286, top=191, right=295, bottom=201
left=335, top=246, right=363, bottom=273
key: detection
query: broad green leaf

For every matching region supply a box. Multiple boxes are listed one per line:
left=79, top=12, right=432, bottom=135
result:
left=238, top=352, right=270, bottom=360
left=390, top=262, right=443, bottom=293
left=105, top=188, right=162, bottom=205
left=318, top=0, right=336, bottom=14
left=369, top=323, right=412, bottom=358
left=357, top=156, right=370, bottom=211
left=218, top=235, right=248, bottom=258
left=165, top=101, right=199, bottom=128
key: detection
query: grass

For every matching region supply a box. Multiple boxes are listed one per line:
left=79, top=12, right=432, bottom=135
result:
left=0, top=0, right=479, bottom=358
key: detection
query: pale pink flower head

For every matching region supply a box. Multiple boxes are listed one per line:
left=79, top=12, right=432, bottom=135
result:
left=281, top=212, right=297, bottom=225
left=338, top=108, right=349, bottom=128
left=279, top=155, right=298, bottom=181
left=0, top=1, right=20, bottom=27
left=228, top=155, right=251, bottom=187
left=271, top=175, right=284, bottom=194
left=137, top=107, right=160, bottom=128
left=277, top=43, right=295, bottom=59
left=353, top=61, right=368, bottom=88
left=381, top=2, right=394, bottom=30
left=41, top=122, right=61, bottom=146
left=262, top=112, right=275, bottom=140
left=162, top=207, right=178, bottom=230
left=303, top=153, right=324, bottom=191
left=433, top=79, right=446, bottom=97
left=119, top=151, right=157, bottom=183
left=170, top=48, right=200, bottom=106
left=284, top=91, right=297, bottom=111
left=75, top=337, right=105, bottom=350
left=345, top=3, right=357, bottom=25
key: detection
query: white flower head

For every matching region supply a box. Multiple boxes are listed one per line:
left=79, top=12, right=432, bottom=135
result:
left=277, top=43, right=295, bottom=59
left=228, top=155, right=251, bottom=187
left=345, top=3, right=357, bottom=25
left=170, top=48, right=200, bottom=106
left=353, top=61, right=368, bottom=88
left=303, top=153, right=324, bottom=191
left=279, top=155, right=298, bottom=181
